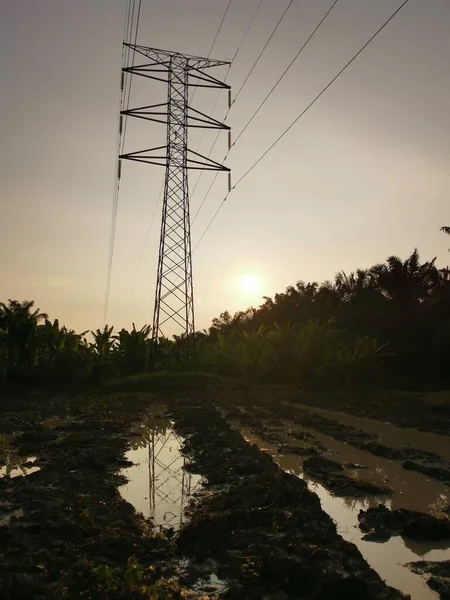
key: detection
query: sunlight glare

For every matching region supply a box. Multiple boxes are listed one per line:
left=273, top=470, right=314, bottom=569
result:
left=239, top=273, right=261, bottom=296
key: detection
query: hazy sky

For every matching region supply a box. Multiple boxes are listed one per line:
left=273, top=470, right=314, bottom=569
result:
left=1, top=0, right=449, bottom=335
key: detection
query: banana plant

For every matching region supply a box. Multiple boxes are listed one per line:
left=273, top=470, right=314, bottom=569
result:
left=0, top=299, right=48, bottom=373
left=239, top=325, right=268, bottom=375
left=324, top=336, right=392, bottom=387
left=266, top=321, right=298, bottom=379
left=203, top=330, right=239, bottom=373
left=91, top=325, right=115, bottom=361
left=114, top=324, right=151, bottom=375
left=296, top=318, right=344, bottom=380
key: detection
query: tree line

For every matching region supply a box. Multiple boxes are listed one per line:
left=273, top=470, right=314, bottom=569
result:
left=1, top=247, right=450, bottom=388
left=201, top=249, right=450, bottom=386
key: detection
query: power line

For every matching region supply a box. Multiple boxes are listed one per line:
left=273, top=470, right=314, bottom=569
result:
left=194, top=0, right=411, bottom=251
left=128, top=2, right=235, bottom=323
left=231, top=0, right=265, bottom=63
left=233, top=0, right=410, bottom=189
left=193, top=193, right=229, bottom=252
left=190, top=0, right=264, bottom=208
left=121, top=0, right=142, bottom=154
left=103, top=0, right=141, bottom=325
left=233, top=0, right=339, bottom=146
left=128, top=179, right=164, bottom=304
left=208, top=0, right=233, bottom=58
left=192, top=0, right=337, bottom=224
left=192, top=169, right=221, bottom=224
left=233, top=0, right=295, bottom=105
left=122, top=0, right=134, bottom=100
left=190, top=0, right=233, bottom=104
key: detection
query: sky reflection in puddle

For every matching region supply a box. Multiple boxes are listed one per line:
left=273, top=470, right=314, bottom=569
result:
left=240, top=428, right=450, bottom=600
left=0, top=434, right=40, bottom=479
left=120, top=414, right=202, bottom=529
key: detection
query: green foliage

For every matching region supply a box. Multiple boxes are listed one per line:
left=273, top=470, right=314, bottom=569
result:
left=201, top=249, right=450, bottom=386
left=196, top=316, right=387, bottom=386
left=296, top=319, right=344, bottom=379
left=114, top=324, right=151, bottom=375
left=266, top=321, right=298, bottom=379
left=0, top=300, right=154, bottom=387
left=2, top=248, right=450, bottom=390
left=77, top=555, right=183, bottom=599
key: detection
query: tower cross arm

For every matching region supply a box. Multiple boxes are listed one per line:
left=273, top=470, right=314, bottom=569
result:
left=124, top=43, right=230, bottom=69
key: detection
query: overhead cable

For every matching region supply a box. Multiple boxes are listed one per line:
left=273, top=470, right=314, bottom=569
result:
left=194, top=0, right=411, bottom=251
left=233, top=0, right=410, bottom=189
left=104, top=0, right=141, bottom=324
left=190, top=0, right=265, bottom=208
left=232, top=0, right=295, bottom=104
left=233, top=0, right=340, bottom=146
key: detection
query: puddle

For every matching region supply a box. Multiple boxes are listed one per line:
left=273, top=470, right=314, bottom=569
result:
left=291, top=402, right=450, bottom=462
left=174, top=559, right=226, bottom=597
left=0, top=457, right=40, bottom=479
left=240, top=428, right=450, bottom=600
left=0, top=434, right=40, bottom=479
left=273, top=419, right=449, bottom=514
left=120, top=414, right=202, bottom=528
left=191, top=571, right=226, bottom=596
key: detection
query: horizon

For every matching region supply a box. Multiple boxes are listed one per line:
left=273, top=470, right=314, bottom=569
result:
left=1, top=0, right=450, bottom=335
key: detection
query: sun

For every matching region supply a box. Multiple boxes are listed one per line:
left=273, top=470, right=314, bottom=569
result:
left=239, top=273, right=261, bottom=296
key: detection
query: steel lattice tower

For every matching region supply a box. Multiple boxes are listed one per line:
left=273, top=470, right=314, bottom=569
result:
left=119, top=45, right=231, bottom=361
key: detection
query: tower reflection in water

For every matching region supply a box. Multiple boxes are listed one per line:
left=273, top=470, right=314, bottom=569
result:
left=122, top=415, right=202, bottom=529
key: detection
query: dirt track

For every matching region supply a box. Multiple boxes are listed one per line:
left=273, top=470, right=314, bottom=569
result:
left=0, top=390, right=413, bottom=599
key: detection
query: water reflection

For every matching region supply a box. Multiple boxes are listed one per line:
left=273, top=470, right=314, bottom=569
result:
left=0, top=434, right=40, bottom=479
left=120, top=415, right=202, bottom=529
left=290, top=402, right=450, bottom=462
left=265, top=420, right=449, bottom=515
left=240, top=428, right=450, bottom=600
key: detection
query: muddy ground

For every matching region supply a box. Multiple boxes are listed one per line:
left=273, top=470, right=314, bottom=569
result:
left=219, top=396, right=450, bottom=491
left=0, top=389, right=412, bottom=599
left=358, top=504, right=450, bottom=542
left=170, top=398, right=403, bottom=599
left=0, top=392, right=163, bottom=599
left=222, top=387, right=450, bottom=437
left=410, top=561, right=450, bottom=600
left=407, top=561, right=450, bottom=600
left=212, top=387, right=450, bottom=599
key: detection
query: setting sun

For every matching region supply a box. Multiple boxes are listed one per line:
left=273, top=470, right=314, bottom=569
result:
left=239, top=273, right=261, bottom=296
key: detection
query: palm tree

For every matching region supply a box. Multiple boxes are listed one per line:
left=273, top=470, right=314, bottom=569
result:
left=37, top=319, right=88, bottom=370
left=0, top=299, right=48, bottom=329
left=0, top=299, right=48, bottom=371
left=370, top=249, right=438, bottom=305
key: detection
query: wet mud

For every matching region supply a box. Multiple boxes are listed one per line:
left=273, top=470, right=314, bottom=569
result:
left=2, top=389, right=447, bottom=599
left=0, top=393, right=175, bottom=599
left=358, top=505, right=450, bottom=542
left=169, top=398, right=406, bottom=599
left=223, top=399, right=450, bottom=524
left=302, top=455, right=392, bottom=498
left=252, top=402, right=450, bottom=486
left=407, top=561, right=450, bottom=599
left=256, top=388, right=450, bottom=436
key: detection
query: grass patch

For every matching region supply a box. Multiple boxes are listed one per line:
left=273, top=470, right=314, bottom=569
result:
left=103, top=370, right=239, bottom=392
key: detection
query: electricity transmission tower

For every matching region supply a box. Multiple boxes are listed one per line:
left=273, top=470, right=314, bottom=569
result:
left=119, top=44, right=231, bottom=361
